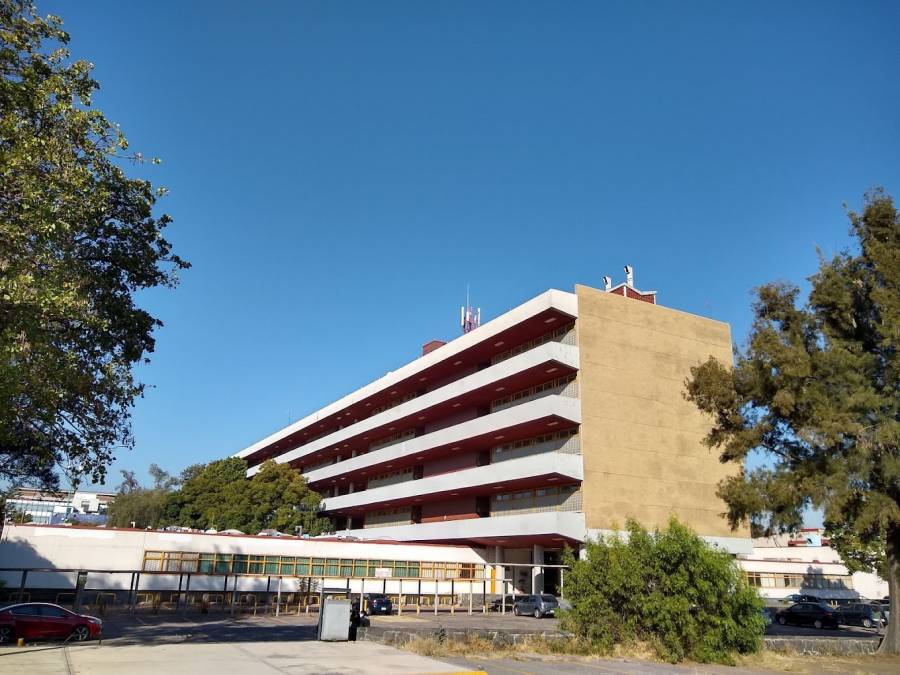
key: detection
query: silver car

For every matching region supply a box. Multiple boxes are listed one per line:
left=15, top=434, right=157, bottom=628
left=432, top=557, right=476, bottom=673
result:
left=513, top=594, right=559, bottom=618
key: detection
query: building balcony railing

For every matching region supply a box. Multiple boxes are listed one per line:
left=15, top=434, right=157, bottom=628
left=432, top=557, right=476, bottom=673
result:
left=337, top=510, right=588, bottom=544
left=321, top=452, right=584, bottom=513
left=490, top=486, right=582, bottom=517
left=491, top=323, right=576, bottom=365
left=305, top=394, right=582, bottom=485
left=490, top=374, right=578, bottom=414
left=249, top=341, right=580, bottom=477
left=490, top=429, right=579, bottom=463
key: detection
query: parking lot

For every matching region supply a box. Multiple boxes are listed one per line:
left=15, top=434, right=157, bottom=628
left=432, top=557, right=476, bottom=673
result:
left=0, top=608, right=888, bottom=674
left=0, top=613, right=467, bottom=675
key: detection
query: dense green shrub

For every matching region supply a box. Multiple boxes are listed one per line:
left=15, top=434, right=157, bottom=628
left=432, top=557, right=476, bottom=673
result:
left=560, top=518, right=764, bottom=664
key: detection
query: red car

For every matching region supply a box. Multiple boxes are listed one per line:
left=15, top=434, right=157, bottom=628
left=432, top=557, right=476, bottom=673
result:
left=0, top=603, right=102, bottom=643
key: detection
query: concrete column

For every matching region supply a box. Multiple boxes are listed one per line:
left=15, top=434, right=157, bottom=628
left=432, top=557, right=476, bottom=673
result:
left=531, top=545, right=545, bottom=594
left=493, top=545, right=505, bottom=596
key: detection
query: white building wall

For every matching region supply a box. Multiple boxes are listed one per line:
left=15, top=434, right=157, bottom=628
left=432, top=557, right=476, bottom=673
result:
left=0, top=525, right=494, bottom=596
left=737, top=543, right=889, bottom=602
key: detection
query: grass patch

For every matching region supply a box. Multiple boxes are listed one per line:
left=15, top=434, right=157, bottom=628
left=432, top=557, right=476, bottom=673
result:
left=403, top=633, right=900, bottom=675
left=738, top=651, right=900, bottom=674
left=402, top=633, right=662, bottom=663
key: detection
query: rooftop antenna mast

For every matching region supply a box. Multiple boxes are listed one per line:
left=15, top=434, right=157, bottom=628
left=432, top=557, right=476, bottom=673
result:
left=460, top=285, right=481, bottom=334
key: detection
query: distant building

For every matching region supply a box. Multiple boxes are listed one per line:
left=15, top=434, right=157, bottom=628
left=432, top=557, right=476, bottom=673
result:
left=4, top=488, right=115, bottom=525
left=736, top=528, right=888, bottom=603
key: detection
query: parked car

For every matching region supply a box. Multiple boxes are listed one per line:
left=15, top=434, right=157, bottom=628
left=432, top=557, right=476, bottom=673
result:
left=489, top=596, right=518, bottom=612
left=781, top=593, right=822, bottom=604
left=775, top=602, right=840, bottom=629
left=513, top=594, right=559, bottom=618
left=0, top=603, right=102, bottom=643
left=362, top=593, right=392, bottom=615
left=840, top=603, right=883, bottom=628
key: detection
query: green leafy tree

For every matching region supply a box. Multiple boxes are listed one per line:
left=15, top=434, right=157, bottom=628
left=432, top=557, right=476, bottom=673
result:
left=561, top=518, right=764, bottom=664
left=216, top=460, right=329, bottom=535
left=148, top=463, right=179, bottom=490
left=106, top=487, right=169, bottom=529
left=166, top=458, right=329, bottom=536
left=107, top=464, right=179, bottom=529
left=165, top=458, right=247, bottom=529
left=117, top=470, right=140, bottom=494
left=0, top=1, right=189, bottom=489
left=685, top=189, right=900, bottom=651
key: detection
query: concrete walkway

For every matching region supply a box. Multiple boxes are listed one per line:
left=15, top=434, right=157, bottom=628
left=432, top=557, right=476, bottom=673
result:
left=0, top=640, right=471, bottom=675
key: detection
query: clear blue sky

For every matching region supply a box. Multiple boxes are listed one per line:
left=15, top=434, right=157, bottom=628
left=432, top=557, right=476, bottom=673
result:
left=40, top=1, right=900, bottom=496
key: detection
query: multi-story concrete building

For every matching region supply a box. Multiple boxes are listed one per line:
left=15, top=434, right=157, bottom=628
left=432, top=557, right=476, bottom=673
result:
left=235, top=272, right=751, bottom=592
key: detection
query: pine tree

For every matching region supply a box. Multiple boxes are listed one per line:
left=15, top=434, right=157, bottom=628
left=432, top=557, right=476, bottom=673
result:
left=685, top=189, right=900, bottom=651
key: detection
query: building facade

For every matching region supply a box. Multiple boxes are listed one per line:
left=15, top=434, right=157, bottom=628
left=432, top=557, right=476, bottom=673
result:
left=737, top=529, right=889, bottom=603
left=235, top=275, right=751, bottom=592
left=3, top=488, right=115, bottom=525
left=0, top=525, right=500, bottom=605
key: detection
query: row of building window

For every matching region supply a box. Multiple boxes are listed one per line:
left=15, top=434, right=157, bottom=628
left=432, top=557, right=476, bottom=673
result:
left=369, top=428, right=415, bottom=452
left=370, top=392, right=418, bottom=417
left=364, top=507, right=413, bottom=528
left=267, top=327, right=576, bottom=470
left=367, top=467, right=414, bottom=489
left=492, top=484, right=582, bottom=515
left=491, top=374, right=578, bottom=412
left=492, top=323, right=576, bottom=364
left=141, top=551, right=487, bottom=579
left=492, top=428, right=579, bottom=462
left=744, top=572, right=853, bottom=590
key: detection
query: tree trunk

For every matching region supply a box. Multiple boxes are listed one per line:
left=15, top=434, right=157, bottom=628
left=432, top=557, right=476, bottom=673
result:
left=878, top=526, right=900, bottom=653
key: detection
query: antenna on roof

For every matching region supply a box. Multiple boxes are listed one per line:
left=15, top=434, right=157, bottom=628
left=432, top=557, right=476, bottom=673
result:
left=461, top=284, right=481, bottom=334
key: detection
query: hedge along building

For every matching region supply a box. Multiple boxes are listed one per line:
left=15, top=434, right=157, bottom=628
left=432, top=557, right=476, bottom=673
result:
left=235, top=269, right=751, bottom=594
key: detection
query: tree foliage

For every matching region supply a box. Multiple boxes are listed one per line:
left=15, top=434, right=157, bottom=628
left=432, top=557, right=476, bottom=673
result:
left=684, top=188, right=900, bottom=651
left=106, top=486, right=169, bottom=529
left=164, top=457, right=248, bottom=529
left=167, top=459, right=329, bottom=535
left=561, top=518, right=764, bottom=664
left=0, top=0, right=188, bottom=489
left=108, top=459, right=330, bottom=536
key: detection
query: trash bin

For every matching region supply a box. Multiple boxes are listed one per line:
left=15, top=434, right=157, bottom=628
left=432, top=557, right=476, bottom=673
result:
left=317, top=597, right=352, bottom=641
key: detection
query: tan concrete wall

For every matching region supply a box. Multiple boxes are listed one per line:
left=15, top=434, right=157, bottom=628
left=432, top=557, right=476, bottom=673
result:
left=575, top=284, right=748, bottom=538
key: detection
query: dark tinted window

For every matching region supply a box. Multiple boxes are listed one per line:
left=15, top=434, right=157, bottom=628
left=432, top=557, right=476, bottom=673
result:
left=39, top=606, right=70, bottom=618
left=540, top=595, right=556, bottom=602
left=9, top=605, right=40, bottom=616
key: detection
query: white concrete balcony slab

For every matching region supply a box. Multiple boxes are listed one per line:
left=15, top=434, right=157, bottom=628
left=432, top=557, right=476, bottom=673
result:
left=238, top=289, right=577, bottom=460
left=321, top=452, right=584, bottom=512
left=247, top=341, right=579, bottom=476
left=339, top=510, right=587, bottom=544
left=303, top=394, right=582, bottom=484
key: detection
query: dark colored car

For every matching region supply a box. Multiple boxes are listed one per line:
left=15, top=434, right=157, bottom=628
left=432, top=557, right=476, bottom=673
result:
left=775, top=602, right=840, bottom=629
left=513, top=594, right=559, bottom=618
left=363, top=593, right=392, bottom=615
left=841, top=603, right=883, bottom=628
left=782, top=593, right=822, bottom=604
left=489, top=596, right=517, bottom=612
left=0, top=603, right=102, bottom=643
